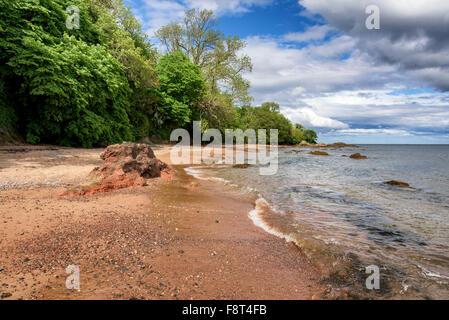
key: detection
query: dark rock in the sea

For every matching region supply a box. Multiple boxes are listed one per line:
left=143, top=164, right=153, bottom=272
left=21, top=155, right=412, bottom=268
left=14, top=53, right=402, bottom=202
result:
left=309, top=151, right=329, bottom=156
left=63, top=142, right=173, bottom=196
left=349, top=153, right=368, bottom=159
left=342, top=155, right=347, bottom=157
left=384, top=180, right=410, bottom=188
left=233, top=164, right=251, bottom=168
left=285, top=150, right=301, bottom=155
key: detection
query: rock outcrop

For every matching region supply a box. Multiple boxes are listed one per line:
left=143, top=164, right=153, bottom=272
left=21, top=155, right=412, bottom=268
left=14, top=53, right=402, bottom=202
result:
left=384, top=180, right=410, bottom=188
left=349, top=153, right=368, bottom=159
left=309, top=151, right=329, bottom=156
left=63, top=142, right=172, bottom=196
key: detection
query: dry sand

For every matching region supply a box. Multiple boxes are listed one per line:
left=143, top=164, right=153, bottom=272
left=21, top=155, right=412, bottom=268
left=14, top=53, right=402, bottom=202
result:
left=0, top=144, right=324, bottom=300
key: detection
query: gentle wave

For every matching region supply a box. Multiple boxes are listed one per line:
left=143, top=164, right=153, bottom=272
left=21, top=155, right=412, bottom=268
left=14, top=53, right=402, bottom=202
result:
left=184, top=167, right=296, bottom=243
left=248, top=198, right=296, bottom=244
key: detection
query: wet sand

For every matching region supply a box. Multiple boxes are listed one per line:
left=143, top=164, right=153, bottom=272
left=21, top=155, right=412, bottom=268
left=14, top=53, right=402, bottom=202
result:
left=0, top=145, right=324, bottom=300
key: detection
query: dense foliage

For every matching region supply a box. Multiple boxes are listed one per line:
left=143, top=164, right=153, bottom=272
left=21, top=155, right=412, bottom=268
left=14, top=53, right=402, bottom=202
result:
left=0, top=1, right=318, bottom=146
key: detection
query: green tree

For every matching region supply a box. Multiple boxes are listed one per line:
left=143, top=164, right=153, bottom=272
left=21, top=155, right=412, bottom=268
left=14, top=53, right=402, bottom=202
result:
left=156, top=9, right=252, bottom=106
left=291, top=125, right=305, bottom=144
left=87, top=0, right=159, bottom=140
left=153, top=51, right=206, bottom=135
left=303, top=129, right=318, bottom=144
left=237, top=103, right=292, bottom=144
left=0, top=0, right=133, bottom=147
left=261, top=102, right=280, bottom=113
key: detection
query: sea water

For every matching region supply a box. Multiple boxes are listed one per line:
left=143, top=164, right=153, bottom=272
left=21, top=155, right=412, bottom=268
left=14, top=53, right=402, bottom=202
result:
left=186, top=145, right=449, bottom=299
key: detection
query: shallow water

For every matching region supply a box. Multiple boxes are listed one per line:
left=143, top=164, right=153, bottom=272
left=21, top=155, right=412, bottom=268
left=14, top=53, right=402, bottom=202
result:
left=186, top=145, right=449, bottom=299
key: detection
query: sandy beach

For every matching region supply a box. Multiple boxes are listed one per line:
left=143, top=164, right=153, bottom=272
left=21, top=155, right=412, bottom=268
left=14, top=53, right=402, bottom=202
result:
left=0, top=145, right=325, bottom=300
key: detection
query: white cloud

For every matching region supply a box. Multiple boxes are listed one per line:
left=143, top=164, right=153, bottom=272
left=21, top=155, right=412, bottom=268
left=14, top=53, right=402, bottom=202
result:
left=238, top=2, right=449, bottom=137
left=285, top=108, right=348, bottom=129
left=283, top=25, right=333, bottom=43
left=242, top=35, right=400, bottom=129
left=334, top=128, right=411, bottom=136
left=299, top=0, right=449, bottom=90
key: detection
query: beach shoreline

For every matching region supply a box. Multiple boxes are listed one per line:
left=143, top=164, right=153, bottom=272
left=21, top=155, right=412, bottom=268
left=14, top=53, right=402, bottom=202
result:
left=0, top=144, right=326, bottom=300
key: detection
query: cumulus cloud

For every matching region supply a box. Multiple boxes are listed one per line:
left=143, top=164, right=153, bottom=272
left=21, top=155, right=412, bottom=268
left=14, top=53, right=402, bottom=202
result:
left=299, top=0, right=449, bottom=91
left=284, top=108, right=348, bottom=129
left=243, top=35, right=393, bottom=95
left=242, top=34, right=401, bottom=129
left=282, top=25, right=334, bottom=43
left=243, top=31, right=449, bottom=135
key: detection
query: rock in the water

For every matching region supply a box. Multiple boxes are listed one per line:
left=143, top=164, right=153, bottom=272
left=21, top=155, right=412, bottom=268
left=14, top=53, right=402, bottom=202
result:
left=64, top=142, right=172, bottom=196
left=349, top=153, right=367, bottom=159
left=310, top=151, right=329, bottom=156
left=384, top=180, right=410, bottom=188
left=233, top=164, right=251, bottom=169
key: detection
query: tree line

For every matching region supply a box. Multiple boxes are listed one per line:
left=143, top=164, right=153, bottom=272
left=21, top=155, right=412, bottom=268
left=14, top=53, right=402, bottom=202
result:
left=0, top=0, right=318, bottom=147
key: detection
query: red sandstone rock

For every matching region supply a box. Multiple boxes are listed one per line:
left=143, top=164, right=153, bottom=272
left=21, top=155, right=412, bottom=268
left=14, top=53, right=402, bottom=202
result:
left=63, top=142, right=172, bottom=196
left=349, top=153, right=368, bottom=159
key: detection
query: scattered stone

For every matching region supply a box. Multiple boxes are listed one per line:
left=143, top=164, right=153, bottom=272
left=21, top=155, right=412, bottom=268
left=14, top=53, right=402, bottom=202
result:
left=349, top=153, right=368, bottom=159
left=0, top=292, right=12, bottom=299
left=384, top=180, right=410, bottom=188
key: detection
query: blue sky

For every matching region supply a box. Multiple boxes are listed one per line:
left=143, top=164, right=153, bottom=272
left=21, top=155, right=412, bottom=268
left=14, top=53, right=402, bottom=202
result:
left=124, top=0, right=449, bottom=144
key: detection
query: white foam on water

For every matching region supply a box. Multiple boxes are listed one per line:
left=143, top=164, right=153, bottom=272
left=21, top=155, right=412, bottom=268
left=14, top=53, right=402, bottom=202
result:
left=248, top=198, right=296, bottom=244
left=185, top=167, right=296, bottom=245
left=417, top=264, right=449, bottom=281
left=184, top=167, right=234, bottom=185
